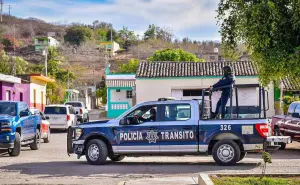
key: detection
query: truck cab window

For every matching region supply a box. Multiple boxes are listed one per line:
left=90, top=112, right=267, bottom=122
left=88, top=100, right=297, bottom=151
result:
left=161, top=104, right=191, bottom=121
left=288, top=103, right=297, bottom=116
left=121, top=105, right=157, bottom=125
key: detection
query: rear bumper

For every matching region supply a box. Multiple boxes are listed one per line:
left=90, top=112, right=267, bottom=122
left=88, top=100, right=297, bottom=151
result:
left=264, top=136, right=292, bottom=151
left=0, top=142, right=14, bottom=149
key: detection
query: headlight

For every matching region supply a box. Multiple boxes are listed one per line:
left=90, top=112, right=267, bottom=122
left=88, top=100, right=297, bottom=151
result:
left=74, top=128, right=82, bottom=140
left=0, top=121, right=12, bottom=127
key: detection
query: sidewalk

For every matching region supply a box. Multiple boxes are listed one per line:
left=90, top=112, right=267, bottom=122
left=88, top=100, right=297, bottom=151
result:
left=118, top=177, right=198, bottom=185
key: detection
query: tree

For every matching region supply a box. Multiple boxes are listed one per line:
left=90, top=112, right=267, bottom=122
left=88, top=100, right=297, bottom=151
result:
left=147, top=48, right=201, bottom=62
left=95, top=29, right=107, bottom=41
left=64, top=25, right=93, bottom=46
left=118, top=26, right=136, bottom=50
left=117, top=59, right=140, bottom=73
left=106, top=28, right=119, bottom=42
left=144, top=24, right=173, bottom=42
left=96, top=86, right=107, bottom=104
left=217, top=1, right=300, bottom=85
left=144, top=24, right=157, bottom=40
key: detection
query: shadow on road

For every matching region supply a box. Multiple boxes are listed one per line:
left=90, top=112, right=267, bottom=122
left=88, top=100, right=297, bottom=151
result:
left=0, top=160, right=258, bottom=178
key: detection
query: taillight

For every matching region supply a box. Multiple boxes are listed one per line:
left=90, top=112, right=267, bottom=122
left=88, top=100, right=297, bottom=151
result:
left=67, top=114, right=70, bottom=121
left=80, top=108, right=83, bottom=114
left=255, top=123, right=269, bottom=138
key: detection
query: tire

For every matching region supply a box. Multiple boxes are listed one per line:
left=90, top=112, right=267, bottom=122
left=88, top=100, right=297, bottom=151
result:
left=279, top=143, right=286, bottom=150
left=238, top=152, right=247, bottom=162
left=212, top=140, right=241, bottom=166
left=85, top=139, right=108, bottom=165
left=30, top=129, right=41, bottom=150
left=8, top=132, right=21, bottom=157
left=44, top=128, right=50, bottom=143
left=109, top=155, right=125, bottom=162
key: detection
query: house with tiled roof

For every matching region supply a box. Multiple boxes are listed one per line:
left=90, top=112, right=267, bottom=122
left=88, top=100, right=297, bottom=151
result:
left=136, top=61, right=276, bottom=117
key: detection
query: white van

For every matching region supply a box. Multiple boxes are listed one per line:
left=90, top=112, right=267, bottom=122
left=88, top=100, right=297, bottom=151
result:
left=44, top=105, right=77, bottom=130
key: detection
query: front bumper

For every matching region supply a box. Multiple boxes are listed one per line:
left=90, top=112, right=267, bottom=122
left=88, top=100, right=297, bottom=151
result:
left=0, top=142, right=14, bottom=149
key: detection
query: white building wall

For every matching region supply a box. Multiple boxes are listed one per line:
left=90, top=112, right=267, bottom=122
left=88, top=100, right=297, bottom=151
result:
left=110, top=90, right=133, bottom=107
left=136, top=77, right=275, bottom=117
left=29, top=83, right=46, bottom=110
left=48, top=37, right=59, bottom=47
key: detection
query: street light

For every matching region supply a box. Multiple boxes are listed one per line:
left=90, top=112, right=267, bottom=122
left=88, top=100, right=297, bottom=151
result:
left=42, top=47, right=48, bottom=76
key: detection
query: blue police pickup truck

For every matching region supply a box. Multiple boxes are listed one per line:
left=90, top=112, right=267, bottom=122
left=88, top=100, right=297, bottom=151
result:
left=0, top=101, right=41, bottom=156
left=67, top=84, right=290, bottom=166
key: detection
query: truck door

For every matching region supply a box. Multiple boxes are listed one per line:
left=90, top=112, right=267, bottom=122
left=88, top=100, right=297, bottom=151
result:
left=157, top=103, right=198, bottom=153
left=114, top=104, right=160, bottom=153
left=290, top=104, right=300, bottom=138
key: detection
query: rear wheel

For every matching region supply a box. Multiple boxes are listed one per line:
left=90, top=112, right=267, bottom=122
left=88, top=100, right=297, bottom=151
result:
left=109, top=155, right=125, bottom=162
left=8, top=132, right=21, bottom=157
left=30, top=129, right=41, bottom=150
left=212, top=140, right=241, bottom=166
left=85, top=139, right=108, bottom=165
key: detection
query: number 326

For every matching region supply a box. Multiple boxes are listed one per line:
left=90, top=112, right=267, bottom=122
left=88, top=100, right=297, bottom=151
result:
left=220, top=125, right=231, bottom=131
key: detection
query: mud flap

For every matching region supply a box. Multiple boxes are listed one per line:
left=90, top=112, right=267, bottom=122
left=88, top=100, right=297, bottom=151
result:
left=67, top=126, right=74, bottom=156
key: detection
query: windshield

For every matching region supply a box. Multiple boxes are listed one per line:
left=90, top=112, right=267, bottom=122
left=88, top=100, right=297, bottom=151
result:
left=44, top=107, right=67, bottom=114
left=65, top=102, right=82, bottom=107
left=0, top=102, right=17, bottom=116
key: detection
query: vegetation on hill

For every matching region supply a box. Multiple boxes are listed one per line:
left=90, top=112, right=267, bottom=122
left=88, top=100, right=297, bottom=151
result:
left=147, top=48, right=202, bottom=62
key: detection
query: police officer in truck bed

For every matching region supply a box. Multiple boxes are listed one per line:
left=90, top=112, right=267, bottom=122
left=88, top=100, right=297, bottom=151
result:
left=209, top=66, right=235, bottom=119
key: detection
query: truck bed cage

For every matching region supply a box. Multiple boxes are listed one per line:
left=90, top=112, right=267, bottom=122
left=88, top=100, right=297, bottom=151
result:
left=201, top=84, right=269, bottom=120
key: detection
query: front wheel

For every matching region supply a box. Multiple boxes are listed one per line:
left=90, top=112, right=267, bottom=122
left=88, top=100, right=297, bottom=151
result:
left=44, top=128, right=50, bottom=143
left=212, top=140, right=241, bottom=166
left=30, top=129, right=41, bottom=150
left=85, top=139, right=108, bottom=165
left=109, top=155, right=125, bottom=162
left=238, top=152, right=247, bottom=162
left=8, top=132, right=21, bottom=156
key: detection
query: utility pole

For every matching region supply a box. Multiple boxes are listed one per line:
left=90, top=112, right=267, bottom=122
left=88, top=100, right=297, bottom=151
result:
left=12, top=24, right=16, bottom=76
left=8, top=4, right=10, bottom=16
left=137, top=34, right=140, bottom=60
left=43, top=47, right=48, bottom=76
left=0, top=0, right=3, bottom=22
left=67, top=70, right=70, bottom=89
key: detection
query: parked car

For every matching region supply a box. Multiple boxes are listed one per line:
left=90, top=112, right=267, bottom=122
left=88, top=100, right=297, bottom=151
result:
left=68, top=84, right=290, bottom=166
left=30, top=108, right=51, bottom=143
left=271, top=101, right=300, bottom=149
left=0, top=101, right=41, bottom=156
left=65, top=101, right=89, bottom=123
left=44, top=105, right=77, bottom=130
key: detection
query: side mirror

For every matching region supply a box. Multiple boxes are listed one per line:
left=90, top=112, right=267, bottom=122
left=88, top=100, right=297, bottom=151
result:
left=119, top=117, right=127, bottom=125
left=45, top=116, right=50, bottom=120
left=20, top=111, right=30, bottom=117
left=292, top=112, right=300, bottom=118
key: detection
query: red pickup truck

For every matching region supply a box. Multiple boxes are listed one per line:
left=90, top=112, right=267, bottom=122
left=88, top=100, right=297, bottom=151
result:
left=271, top=101, right=300, bottom=149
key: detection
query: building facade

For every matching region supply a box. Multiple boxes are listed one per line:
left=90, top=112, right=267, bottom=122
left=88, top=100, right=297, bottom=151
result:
left=99, top=41, right=120, bottom=56
left=19, top=74, right=54, bottom=112
left=135, top=61, right=275, bottom=117
left=106, top=74, right=136, bottom=118
left=34, top=36, right=59, bottom=52
left=0, top=74, right=30, bottom=104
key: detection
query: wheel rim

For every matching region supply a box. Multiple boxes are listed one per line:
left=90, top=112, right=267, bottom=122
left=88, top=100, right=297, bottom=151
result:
left=217, top=144, right=235, bottom=162
left=88, top=144, right=99, bottom=161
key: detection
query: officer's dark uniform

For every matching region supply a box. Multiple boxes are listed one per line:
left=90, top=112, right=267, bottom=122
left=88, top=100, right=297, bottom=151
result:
left=211, top=66, right=235, bottom=118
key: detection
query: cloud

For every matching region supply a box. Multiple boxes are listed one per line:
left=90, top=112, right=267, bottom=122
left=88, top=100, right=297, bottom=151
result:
left=6, top=0, right=220, bottom=40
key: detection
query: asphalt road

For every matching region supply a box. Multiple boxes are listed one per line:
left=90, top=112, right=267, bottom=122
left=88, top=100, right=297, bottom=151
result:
left=0, top=132, right=300, bottom=185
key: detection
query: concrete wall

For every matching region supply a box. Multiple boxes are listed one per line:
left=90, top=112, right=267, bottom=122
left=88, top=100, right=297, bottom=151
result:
left=110, top=89, right=132, bottom=107
left=136, top=77, right=275, bottom=117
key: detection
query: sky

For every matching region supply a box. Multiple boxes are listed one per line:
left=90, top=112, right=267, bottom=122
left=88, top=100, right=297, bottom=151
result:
left=3, top=0, right=221, bottom=41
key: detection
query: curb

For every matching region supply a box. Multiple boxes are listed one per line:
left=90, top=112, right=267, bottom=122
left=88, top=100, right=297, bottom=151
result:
left=198, top=174, right=214, bottom=185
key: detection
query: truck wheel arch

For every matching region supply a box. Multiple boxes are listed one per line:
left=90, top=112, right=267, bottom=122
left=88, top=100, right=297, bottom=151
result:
left=84, top=134, right=113, bottom=156
left=16, top=127, right=21, bottom=136
left=207, top=133, right=244, bottom=154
